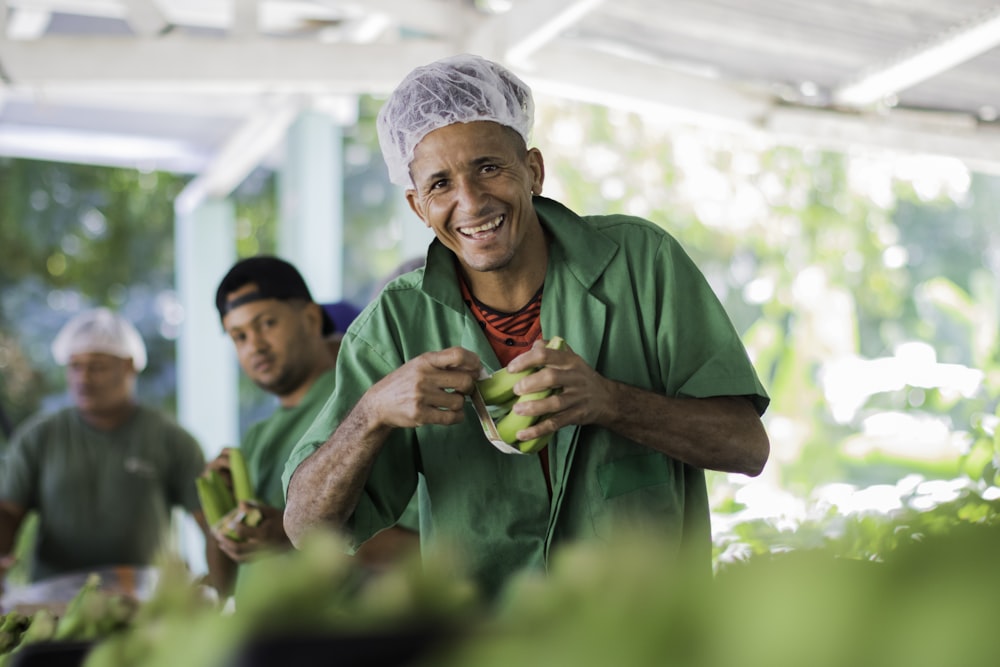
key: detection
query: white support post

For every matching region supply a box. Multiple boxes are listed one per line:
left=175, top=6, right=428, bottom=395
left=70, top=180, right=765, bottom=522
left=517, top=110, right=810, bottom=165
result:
left=173, top=196, right=238, bottom=575
left=278, top=110, right=345, bottom=303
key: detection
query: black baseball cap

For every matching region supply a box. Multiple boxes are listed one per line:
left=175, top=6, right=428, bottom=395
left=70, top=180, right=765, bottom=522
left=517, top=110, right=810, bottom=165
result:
left=215, top=255, right=335, bottom=336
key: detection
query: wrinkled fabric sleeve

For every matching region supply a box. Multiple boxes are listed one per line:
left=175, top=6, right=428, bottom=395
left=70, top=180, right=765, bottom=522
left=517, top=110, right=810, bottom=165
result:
left=164, top=418, right=207, bottom=513
left=0, top=417, right=43, bottom=508
left=655, top=234, right=769, bottom=415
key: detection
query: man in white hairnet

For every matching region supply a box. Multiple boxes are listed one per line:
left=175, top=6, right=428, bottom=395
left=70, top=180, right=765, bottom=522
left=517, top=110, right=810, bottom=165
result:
left=0, top=308, right=211, bottom=595
left=283, top=54, right=770, bottom=599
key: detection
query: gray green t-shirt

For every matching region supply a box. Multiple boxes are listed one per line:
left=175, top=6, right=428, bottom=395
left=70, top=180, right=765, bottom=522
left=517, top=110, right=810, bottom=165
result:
left=0, top=405, right=205, bottom=581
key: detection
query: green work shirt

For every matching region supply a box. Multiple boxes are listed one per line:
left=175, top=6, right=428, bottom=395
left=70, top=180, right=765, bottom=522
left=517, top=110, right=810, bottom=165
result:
left=283, top=196, right=769, bottom=599
left=0, top=405, right=205, bottom=581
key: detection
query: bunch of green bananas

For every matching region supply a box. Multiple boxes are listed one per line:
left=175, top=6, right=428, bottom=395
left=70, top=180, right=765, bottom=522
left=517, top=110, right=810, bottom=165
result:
left=197, top=448, right=262, bottom=540
left=476, top=337, right=566, bottom=454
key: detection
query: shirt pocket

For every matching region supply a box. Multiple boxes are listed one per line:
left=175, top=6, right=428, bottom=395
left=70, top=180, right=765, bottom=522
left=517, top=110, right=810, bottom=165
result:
left=590, top=453, right=685, bottom=540
left=597, top=452, right=674, bottom=499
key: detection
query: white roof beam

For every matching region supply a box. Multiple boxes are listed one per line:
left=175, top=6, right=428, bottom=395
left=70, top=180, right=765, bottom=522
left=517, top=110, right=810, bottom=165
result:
left=0, top=36, right=452, bottom=92
left=232, top=0, right=258, bottom=37
left=833, top=5, right=1000, bottom=107
left=766, top=105, right=1000, bottom=176
left=120, top=0, right=168, bottom=37
left=519, top=43, right=772, bottom=131
left=175, top=96, right=302, bottom=215
left=5, top=6, right=51, bottom=40
left=502, top=0, right=604, bottom=66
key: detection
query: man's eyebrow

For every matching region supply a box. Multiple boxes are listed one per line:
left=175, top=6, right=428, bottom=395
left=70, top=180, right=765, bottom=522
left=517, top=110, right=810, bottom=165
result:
left=224, top=308, right=276, bottom=335
left=419, top=155, right=501, bottom=186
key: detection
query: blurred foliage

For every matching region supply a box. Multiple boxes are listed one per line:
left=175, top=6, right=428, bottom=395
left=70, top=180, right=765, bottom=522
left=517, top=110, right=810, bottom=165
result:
left=0, top=159, right=188, bottom=433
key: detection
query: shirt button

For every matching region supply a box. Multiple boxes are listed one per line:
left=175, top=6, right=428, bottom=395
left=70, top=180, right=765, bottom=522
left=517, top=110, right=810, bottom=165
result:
left=504, top=338, right=515, bottom=346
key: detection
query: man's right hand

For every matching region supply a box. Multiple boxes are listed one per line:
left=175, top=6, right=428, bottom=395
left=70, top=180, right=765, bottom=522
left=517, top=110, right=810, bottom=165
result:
left=202, top=448, right=234, bottom=490
left=365, top=346, right=482, bottom=430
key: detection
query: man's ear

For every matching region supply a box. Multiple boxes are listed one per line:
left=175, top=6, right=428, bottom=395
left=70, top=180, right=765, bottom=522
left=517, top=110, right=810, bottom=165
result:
left=527, top=147, right=545, bottom=195
left=405, top=190, right=431, bottom=228
left=305, top=302, right=325, bottom=335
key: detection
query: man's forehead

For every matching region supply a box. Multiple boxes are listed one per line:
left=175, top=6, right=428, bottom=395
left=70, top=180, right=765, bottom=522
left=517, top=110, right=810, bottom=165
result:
left=410, top=122, right=518, bottom=176
left=68, top=352, right=128, bottom=365
left=222, top=296, right=290, bottom=331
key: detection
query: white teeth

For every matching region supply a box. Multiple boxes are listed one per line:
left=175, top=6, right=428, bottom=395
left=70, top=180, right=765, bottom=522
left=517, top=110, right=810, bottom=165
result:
left=461, top=216, right=503, bottom=236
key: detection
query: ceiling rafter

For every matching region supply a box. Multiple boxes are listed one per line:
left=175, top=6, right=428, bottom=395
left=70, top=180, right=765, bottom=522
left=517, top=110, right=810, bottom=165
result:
left=833, top=5, right=1000, bottom=107
left=2, top=0, right=1000, bottom=180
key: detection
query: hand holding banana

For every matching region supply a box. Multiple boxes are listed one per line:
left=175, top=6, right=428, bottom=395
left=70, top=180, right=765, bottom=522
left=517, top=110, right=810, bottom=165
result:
left=477, top=337, right=615, bottom=453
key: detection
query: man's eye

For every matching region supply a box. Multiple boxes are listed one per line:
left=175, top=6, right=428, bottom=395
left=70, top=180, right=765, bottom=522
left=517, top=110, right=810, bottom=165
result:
left=430, top=179, right=448, bottom=191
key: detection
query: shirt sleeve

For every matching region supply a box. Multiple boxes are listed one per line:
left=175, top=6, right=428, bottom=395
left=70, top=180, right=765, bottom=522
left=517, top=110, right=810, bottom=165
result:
left=656, top=233, right=770, bottom=415
left=0, top=418, right=42, bottom=509
left=164, top=419, right=207, bottom=513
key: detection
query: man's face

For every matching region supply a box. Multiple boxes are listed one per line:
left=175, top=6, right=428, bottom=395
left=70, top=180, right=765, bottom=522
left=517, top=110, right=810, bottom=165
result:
left=66, top=352, right=135, bottom=414
left=221, top=283, right=319, bottom=398
left=405, top=121, right=544, bottom=275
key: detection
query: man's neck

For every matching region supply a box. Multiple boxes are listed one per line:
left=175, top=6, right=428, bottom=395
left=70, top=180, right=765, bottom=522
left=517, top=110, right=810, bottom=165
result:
left=278, top=352, right=336, bottom=409
left=78, top=402, right=137, bottom=431
left=462, top=227, right=549, bottom=313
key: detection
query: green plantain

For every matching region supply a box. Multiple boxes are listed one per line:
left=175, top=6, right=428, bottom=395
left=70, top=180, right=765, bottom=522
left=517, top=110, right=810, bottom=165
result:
left=493, top=337, right=566, bottom=446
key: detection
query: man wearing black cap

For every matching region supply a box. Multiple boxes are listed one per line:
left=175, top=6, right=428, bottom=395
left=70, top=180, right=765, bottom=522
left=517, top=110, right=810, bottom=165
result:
left=206, top=255, right=419, bottom=598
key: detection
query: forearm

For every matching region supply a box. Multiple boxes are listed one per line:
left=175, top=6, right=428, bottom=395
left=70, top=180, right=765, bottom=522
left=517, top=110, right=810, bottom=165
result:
left=599, top=381, right=769, bottom=476
left=193, top=511, right=236, bottom=597
left=283, top=397, right=393, bottom=548
left=205, top=538, right=238, bottom=597
left=0, top=502, right=27, bottom=556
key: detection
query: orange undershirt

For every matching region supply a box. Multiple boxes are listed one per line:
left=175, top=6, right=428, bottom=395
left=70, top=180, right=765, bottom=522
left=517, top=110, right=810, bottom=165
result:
left=459, top=275, right=552, bottom=497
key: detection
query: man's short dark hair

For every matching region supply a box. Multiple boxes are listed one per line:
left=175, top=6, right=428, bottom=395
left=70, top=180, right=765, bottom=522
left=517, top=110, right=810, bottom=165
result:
left=215, top=255, right=335, bottom=336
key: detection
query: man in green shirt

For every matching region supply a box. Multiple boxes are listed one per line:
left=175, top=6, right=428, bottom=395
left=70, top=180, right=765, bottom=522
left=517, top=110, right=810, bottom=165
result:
left=283, top=54, right=771, bottom=599
left=0, top=308, right=210, bottom=593
left=207, top=255, right=419, bottom=597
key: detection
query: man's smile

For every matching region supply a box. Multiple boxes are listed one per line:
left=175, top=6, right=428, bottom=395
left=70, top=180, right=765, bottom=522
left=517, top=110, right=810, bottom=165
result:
left=459, top=215, right=505, bottom=239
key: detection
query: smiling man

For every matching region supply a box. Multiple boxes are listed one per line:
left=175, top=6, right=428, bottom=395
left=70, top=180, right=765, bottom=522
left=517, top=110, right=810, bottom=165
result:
left=283, top=54, right=771, bottom=600
left=208, top=256, right=419, bottom=598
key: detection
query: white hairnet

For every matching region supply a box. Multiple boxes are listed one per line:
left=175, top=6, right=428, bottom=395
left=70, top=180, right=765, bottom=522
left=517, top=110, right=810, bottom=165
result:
left=51, top=307, right=148, bottom=372
left=376, top=53, right=535, bottom=187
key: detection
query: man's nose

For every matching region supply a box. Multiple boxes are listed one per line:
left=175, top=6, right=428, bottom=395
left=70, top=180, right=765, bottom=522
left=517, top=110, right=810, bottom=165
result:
left=454, top=177, right=487, bottom=211
left=247, top=329, right=269, bottom=351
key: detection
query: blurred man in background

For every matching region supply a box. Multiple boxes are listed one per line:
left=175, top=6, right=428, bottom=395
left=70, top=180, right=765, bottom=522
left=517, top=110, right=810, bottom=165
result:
left=207, top=256, right=419, bottom=598
left=0, top=308, right=211, bottom=596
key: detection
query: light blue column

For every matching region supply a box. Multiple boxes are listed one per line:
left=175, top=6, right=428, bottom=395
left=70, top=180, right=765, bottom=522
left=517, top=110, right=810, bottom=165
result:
left=278, top=110, right=344, bottom=303
left=174, top=198, right=238, bottom=455
left=174, top=197, right=238, bottom=576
